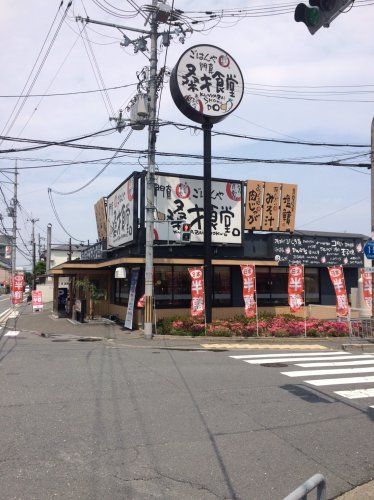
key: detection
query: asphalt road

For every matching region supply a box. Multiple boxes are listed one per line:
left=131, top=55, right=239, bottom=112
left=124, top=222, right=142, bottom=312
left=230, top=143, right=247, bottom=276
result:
left=0, top=325, right=373, bottom=499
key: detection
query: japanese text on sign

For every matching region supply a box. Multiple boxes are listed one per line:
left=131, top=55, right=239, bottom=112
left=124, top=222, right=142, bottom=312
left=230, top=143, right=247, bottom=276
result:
left=107, top=175, right=135, bottom=248
left=154, top=175, right=242, bottom=244
left=188, top=267, right=205, bottom=318
left=240, top=265, right=257, bottom=318
left=288, top=264, right=304, bottom=313
left=174, top=45, right=244, bottom=121
left=328, top=266, right=349, bottom=318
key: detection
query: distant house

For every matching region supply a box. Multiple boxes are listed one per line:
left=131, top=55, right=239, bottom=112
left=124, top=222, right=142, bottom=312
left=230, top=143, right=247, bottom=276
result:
left=0, top=256, right=11, bottom=288
left=41, top=244, right=89, bottom=269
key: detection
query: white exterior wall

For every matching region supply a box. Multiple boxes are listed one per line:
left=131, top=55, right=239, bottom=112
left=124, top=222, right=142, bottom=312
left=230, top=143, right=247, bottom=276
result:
left=50, top=250, right=82, bottom=269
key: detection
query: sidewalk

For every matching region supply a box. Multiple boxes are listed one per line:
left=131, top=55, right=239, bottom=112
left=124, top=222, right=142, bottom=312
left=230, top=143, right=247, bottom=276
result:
left=335, top=480, right=374, bottom=499
left=5, top=302, right=359, bottom=351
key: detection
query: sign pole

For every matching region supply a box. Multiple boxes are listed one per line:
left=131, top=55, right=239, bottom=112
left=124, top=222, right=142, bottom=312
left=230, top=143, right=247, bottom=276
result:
left=371, top=117, right=374, bottom=318
left=203, top=118, right=213, bottom=324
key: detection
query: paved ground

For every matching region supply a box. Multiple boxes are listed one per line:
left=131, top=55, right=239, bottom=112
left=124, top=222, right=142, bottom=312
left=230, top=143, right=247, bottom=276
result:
left=0, top=303, right=373, bottom=499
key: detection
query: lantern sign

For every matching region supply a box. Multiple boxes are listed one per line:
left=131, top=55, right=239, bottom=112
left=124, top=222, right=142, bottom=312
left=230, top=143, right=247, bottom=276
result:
left=170, top=44, right=244, bottom=124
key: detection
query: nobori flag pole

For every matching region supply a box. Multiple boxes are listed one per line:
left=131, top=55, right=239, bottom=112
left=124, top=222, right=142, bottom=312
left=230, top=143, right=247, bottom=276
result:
left=170, top=44, right=244, bottom=323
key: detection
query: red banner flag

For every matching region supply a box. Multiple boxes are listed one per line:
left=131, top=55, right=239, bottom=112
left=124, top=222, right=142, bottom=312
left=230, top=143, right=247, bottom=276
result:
left=288, top=264, right=304, bottom=313
left=328, top=266, right=349, bottom=318
left=188, top=267, right=205, bottom=318
left=240, top=264, right=257, bottom=318
left=32, top=290, right=43, bottom=311
left=11, top=273, right=24, bottom=305
left=361, top=269, right=372, bottom=310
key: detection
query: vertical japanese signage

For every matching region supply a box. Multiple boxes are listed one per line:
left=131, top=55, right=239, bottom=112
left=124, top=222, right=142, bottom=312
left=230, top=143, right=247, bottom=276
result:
left=154, top=174, right=242, bottom=244
left=288, top=264, right=304, bottom=313
left=32, top=290, right=43, bottom=311
left=328, top=266, right=349, bottom=318
left=279, top=184, right=297, bottom=232
left=107, top=174, right=137, bottom=249
left=170, top=44, right=244, bottom=125
left=94, top=197, right=107, bottom=241
left=188, top=267, right=205, bottom=318
left=244, top=180, right=297, bottom=232
left=240, top=265, right=257, bottom=318
left=245, top=180, right=264, bottom=231
left=360, top=269, right=372, bottom=309
left=11, top=273, right=24, bottom=305
left=125, top=268, right=140, bottom=330
left=262, top=182, right=281, bottom=231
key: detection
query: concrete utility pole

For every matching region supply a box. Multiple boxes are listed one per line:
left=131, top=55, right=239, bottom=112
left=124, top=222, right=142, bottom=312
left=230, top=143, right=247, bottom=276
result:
left=371, top=117, right=374, bottom=317
left=28, top=217, right=39, bottom=291
left=77, top=3, right=191, bottom=339
left=11, top=161, right=18, bottom=304
left=144, top=0, right=158, bottom=340
left=46, top=223, right=52, bottom=273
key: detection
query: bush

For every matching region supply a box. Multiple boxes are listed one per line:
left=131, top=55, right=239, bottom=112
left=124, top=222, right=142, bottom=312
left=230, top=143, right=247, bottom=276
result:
left=155, top=314, right=349, bottom=338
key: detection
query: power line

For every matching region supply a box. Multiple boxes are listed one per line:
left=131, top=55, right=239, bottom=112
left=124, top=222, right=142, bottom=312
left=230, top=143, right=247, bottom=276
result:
left=0, top=82, right=138, bottom=98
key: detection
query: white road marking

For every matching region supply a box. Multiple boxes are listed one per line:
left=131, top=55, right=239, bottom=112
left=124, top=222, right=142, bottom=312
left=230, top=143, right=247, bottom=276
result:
left=296, top=359, right=374, bottom=368
left=282, top=367, right=374, bottom=377
left=230, top=352, right=344, bottom=360
left=244, top=355, right=372, bottom=364
left=4, top=330, right=20, bottom=337
left=0, top=307, right=11, bottom=320
left=334, top=388, right=374, bottom=399
left=306, top=376, right=374, bottom=386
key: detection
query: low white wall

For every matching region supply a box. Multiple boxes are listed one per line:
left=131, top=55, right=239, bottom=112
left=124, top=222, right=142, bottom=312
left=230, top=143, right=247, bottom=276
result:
left=36, top=283, right=53, bottom=302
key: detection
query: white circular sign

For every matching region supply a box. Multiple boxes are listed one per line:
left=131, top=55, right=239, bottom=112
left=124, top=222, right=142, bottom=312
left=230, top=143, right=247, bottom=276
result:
left=170, top=44, right=244, bottom=124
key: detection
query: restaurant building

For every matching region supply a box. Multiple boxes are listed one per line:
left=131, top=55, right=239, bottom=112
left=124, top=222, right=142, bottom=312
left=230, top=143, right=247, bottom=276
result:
left=49, top=171, right=368, bottom=326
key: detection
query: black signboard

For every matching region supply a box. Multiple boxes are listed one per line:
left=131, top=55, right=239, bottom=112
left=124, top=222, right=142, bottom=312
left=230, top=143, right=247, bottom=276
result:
left=81, top=241, right=105, bottom=261
left=272, top=234, right=366, bottom=267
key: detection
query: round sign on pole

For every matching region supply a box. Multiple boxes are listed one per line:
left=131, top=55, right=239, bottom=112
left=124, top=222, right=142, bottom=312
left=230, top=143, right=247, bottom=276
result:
left=170, top=44, right=244, bottom=124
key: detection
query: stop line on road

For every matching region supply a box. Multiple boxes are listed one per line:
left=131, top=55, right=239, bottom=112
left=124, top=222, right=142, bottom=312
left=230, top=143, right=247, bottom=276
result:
left=229, top=350, right=374, bottom=408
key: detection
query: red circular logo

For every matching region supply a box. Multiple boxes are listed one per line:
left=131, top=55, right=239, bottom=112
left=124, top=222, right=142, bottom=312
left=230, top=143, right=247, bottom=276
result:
left=226, top=182, right=241, bottom=201
left=175, top=182, right=190, bottom=199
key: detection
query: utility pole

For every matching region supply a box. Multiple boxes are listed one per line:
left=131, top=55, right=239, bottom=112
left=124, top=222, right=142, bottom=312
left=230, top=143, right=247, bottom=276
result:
left=28, top=217, right=39, bottom=291
left=11, top=161, right=18, bottom=305
left=371, top=117, right=374, bottom=318
left=144, top=0, right=158, bottom=340
left=77, top=3, right=191, bottom=339
left=46, top=223, right=52, bottom=273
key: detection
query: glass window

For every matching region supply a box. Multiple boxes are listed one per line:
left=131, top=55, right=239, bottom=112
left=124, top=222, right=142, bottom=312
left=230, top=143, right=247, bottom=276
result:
left=305, top=268, right=320, bottom=304
left=154, top=266, right=173, bottom=307
left=113, top=271, right=129, bottom=306
left=271, top=268, right=288, bottom=305
left=213, top=266, right=231, bottom=306
left=256, top=267, right=271, bottom=305
left=173, top=266, right=191, bottom=308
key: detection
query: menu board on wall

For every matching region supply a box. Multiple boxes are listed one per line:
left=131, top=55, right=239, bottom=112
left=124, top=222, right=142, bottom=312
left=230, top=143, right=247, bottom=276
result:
left=272, top=234, right=365, bottom=267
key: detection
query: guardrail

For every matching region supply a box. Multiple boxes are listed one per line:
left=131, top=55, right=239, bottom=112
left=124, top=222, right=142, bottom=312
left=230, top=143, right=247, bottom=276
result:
left=349, top=318, right=374, bottom=341
left=283, top=473, right=326, bottom=500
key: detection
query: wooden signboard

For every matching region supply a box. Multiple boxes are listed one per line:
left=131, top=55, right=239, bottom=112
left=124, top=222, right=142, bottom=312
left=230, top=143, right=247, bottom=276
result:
left=244, top=180, right=264, bottom=231
left=262, top=182, right=281, bottom=231
left=94, top=198, right=107, bottom=241
left=279, top=184, right=297, bottom=232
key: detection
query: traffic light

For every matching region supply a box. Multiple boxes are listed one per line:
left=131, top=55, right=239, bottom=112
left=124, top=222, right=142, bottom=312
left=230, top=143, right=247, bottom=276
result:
left=181, top=223, right=191, bottom=242
left=294, top=0, right=354, bottom=35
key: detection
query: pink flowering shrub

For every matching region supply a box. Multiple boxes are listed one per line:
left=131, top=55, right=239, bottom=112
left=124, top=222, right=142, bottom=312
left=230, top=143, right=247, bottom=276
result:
left=158, top=314, right=349, bottom=337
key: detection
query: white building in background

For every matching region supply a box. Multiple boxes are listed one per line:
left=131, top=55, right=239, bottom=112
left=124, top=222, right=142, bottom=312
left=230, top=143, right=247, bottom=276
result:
left=42, top=244, right=88, bottom=269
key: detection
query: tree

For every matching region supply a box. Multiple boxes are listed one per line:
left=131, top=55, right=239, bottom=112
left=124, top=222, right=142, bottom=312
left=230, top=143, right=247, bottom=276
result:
left=34, top=261, right=46, bottom=276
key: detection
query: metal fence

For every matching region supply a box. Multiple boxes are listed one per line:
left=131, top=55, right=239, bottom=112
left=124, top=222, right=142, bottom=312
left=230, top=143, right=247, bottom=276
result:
left=283, top=474, right=326, bottom=500
left=349, top=318, right=374, bottom=341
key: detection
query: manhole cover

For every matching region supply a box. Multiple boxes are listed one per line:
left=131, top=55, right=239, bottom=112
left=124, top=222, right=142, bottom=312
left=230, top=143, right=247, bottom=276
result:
left=261, top=362, right=289, bottom=368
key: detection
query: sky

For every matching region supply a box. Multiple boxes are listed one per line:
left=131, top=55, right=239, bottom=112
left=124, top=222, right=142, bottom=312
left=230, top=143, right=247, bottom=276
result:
left=0, top=0, right=373, bottom=269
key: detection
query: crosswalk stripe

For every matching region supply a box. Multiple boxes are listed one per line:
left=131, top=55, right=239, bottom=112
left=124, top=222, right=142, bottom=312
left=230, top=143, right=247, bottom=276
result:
left=230, top=352, right=344, bottom=360
left=296, top=359, right=374, bottom=368
left=244, top=355, right=373, bottom=364
left=306, top=376, right=374, bottom=386
left=334, top=389, right=374, bottom=399
left=281, top=367, right=374, bottom=377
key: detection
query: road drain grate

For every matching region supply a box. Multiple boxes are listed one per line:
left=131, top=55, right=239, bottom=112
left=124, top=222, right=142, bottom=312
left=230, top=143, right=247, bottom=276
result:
left=261, top=362, right=289, bottom=367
